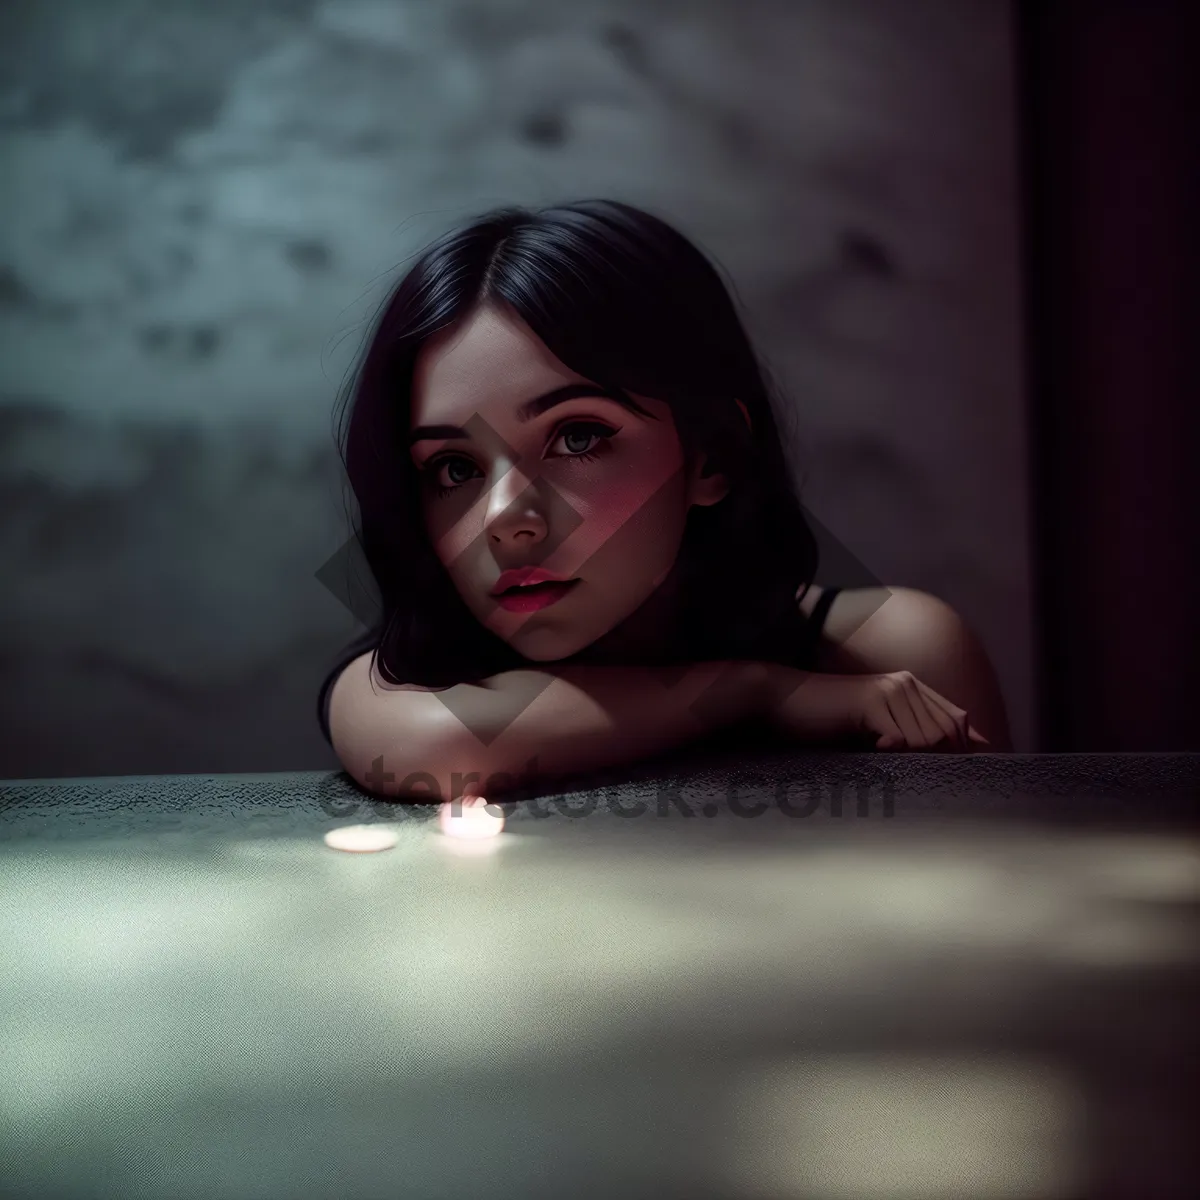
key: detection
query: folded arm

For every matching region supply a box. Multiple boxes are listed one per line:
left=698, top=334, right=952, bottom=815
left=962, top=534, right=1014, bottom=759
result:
left=327, top=654, right=776, bottom=801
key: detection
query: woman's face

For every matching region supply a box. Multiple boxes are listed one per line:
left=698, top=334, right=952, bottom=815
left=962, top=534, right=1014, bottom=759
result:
left=409, top=302, right=729, bottom=663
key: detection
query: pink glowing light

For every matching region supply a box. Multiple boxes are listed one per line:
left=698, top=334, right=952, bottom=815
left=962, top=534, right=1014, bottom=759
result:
left=439, top=795, right=506, bottom=839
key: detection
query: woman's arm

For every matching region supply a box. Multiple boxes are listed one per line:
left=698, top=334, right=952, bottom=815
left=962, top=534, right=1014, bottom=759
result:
left=329, top=655, right=774, bottom=801
left=813, top=587, right=1014, bottom=751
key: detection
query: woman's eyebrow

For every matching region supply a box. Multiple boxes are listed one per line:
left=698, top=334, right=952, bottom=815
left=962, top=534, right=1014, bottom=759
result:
left=409, top=381, right=654, bottom=446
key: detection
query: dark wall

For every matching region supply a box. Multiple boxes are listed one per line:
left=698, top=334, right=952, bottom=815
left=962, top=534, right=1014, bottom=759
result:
left=1017, top=0, right=1198, bottom=750
left=0, top=1, right=1032, bottom=777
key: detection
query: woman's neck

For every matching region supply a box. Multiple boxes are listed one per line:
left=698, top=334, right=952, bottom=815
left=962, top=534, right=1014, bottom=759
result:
left=564, top=557, right=690, bottom=667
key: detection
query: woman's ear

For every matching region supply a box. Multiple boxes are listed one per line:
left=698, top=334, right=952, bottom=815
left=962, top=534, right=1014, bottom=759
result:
left=687, top=452, right=731, bottom=508
left=686, top=398, right=747, bottom=507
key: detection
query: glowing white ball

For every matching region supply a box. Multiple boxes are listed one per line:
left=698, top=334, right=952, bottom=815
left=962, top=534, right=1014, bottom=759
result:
left=323, top=824, right=400, bottom=853
left=439, top=795, right=506, bottom=839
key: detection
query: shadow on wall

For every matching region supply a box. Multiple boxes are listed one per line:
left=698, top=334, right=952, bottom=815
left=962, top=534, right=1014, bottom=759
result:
left=0, top=401, right=355, bottom=779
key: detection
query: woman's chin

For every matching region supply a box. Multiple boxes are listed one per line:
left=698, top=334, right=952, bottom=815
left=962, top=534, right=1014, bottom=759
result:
left=505, top=627, right=593, bottom=662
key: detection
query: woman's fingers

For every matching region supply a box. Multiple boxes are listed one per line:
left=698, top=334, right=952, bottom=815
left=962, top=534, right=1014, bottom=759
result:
left=874, top=714, right=904, bottom=750
left=913, top=679, right=971, bottom=750
left=872, top=675, right=922, bottom=749
left=872, top=681, right=912, bottom=749
left=878, top=673, right=987, bottom=752
left=913, top=679, right=991, bottom=749
left=902, top=677, right=963, bottom=749
left=888, top=679, right=942, bottom=748
left=865, top=672, right=993, bottom=752
left=882, top=671, right=956, bottom=750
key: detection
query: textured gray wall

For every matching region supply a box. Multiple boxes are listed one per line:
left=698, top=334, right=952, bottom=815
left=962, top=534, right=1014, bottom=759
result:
left=0, top=0, right=1031, bottom=777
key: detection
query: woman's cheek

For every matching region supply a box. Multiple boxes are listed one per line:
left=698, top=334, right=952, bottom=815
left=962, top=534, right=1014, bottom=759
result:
left=423, top=447, right=685, bottom=569
left=422, top=495, right=482, bottom=565
left=564, top=454, right=686, bottom=539
left=572, top=487, right=689, bottom=588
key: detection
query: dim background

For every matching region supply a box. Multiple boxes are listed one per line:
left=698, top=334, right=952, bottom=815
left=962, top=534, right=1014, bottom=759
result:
left=0, top=0, right=1191, bottom=778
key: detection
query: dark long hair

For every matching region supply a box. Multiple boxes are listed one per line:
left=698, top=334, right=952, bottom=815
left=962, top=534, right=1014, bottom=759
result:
left=332, top=198, right=820, bottom=689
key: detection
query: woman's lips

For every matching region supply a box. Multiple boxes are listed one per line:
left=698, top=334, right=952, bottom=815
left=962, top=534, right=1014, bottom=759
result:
left=491, top=566, right=575, bottom=593
left=492, top=579, right=581, bottom=613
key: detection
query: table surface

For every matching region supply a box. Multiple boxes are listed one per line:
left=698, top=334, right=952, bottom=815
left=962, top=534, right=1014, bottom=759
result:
left=3, top=752, right=1198, bottom=1200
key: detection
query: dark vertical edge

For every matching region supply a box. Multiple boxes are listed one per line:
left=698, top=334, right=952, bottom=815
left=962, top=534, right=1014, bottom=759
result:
left=1012, top=0, right=1200, bottom=751
left=1012, top=0, right=1066, bottom=751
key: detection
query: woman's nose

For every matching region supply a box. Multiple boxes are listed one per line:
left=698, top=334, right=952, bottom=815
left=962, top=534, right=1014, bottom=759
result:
left=483, top=463, right=548, bottom=542
left=484, top=459, right=537, bottom=513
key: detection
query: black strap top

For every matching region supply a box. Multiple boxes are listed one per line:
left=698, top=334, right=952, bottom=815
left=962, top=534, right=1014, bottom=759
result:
left=802, top=585, right=841, bottom=666
left=316, top=586, right=844, bottom=746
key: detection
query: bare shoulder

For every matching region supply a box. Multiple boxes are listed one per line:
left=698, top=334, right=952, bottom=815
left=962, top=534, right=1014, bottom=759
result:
left=327, top=651, right=434, bottom=738
left=798, top=583, right=980, bottom=666
left=797, top=583, right=1013, bottom=749
left=797, top=583, right=898, bottom=671
left=326, top=651, right=457, bottom=786
left=332, top=650, right=445, bottom=711
left=326, top=651, right=377, bottom=749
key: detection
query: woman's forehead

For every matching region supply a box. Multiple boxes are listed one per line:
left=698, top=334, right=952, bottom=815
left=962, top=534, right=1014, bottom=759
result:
left=411, top=305, right=577, bottom=424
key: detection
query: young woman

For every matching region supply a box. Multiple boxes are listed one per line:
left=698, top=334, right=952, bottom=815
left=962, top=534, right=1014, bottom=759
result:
left=318, top=199, right=1013, bottom=800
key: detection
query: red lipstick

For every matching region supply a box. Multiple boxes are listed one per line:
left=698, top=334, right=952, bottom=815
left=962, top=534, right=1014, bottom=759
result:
left=490, top=566, right=581, bottom=612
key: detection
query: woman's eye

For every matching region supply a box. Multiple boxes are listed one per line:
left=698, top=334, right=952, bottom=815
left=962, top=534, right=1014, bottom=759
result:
left=423, top=421, right=617, bottom=497
left=551, top=420, right=616, bottom=459
left=426, top=456, right=479, bottom=496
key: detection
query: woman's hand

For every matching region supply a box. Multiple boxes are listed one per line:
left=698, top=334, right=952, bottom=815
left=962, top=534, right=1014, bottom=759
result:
left=763, top=666, right=991, bottom=752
